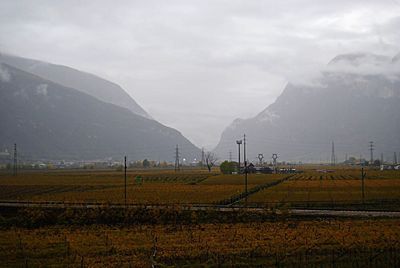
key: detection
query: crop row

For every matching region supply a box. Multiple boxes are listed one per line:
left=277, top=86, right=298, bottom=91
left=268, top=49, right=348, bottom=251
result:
left=1, top=219, right=399, bottom=267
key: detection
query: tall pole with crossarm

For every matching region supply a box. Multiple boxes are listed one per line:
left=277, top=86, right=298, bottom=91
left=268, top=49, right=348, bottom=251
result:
left=243, top=134, right=248, bottom=204
left=236, top=140, right=242, bottom=173
left=13, top=143, right=17, bottom=176
left=124, top=156, right=127, bottom=208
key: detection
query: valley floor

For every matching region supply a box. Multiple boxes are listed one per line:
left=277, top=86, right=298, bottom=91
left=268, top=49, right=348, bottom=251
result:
left=1, top=167, right=400, bottom=267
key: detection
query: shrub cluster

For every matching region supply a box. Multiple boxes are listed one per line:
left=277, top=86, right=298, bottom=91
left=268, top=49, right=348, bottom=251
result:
left=0, top=206, right=281, bottom=228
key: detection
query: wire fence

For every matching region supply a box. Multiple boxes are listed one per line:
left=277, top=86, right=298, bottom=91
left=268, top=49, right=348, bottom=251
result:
left=7, top=236, right=400, bottom=268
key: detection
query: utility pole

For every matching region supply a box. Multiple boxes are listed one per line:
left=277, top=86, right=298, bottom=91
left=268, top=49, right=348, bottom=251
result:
left=201, top=147, right=205, bottom=168
left=394, top=152, right=398, bottom=165
left=257, top=153, right=264, bottom=166
left=243, top=134, right=248, bottom=204
left=124, top=156, right=127, bottom=208
left=175, top=145, right=180, bottom=172
left=13, top=143, right=17, bottom=176
left=236, top=140, right=242, bottom=173
left=361, top=167, right=366, bottom=204
left=331, top=141, right=336, bottom=166
left=229, top=151, right=232, bottom=162
left=380, top=153, right=384, bottom=166
left=369, top=141, right=374, bottom=165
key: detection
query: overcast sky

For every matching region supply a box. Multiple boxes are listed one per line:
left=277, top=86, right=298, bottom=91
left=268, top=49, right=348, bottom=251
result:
left=1, top=0, right=399, bottom=149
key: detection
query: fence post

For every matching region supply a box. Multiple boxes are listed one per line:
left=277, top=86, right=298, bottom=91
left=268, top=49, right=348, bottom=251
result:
left=369, top=248, right=372, bottom=267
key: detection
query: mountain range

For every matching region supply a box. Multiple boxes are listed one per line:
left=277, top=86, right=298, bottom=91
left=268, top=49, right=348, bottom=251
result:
left=0, top=54, right=200, bottom=161
left=214, top=53, right=400, bottom=163
left=2, top=52, right=399, bottom=163
left=0, top=53, right=150, bottom=119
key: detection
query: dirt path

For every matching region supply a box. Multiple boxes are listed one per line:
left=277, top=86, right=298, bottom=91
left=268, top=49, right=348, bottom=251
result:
left=216, top=174, right=296, bottom=206
left=1, top=200, right=400, bottom=218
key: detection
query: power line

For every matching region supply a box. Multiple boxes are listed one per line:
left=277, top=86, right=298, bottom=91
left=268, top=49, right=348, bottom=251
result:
left=174, top=145, right=180, bottom=172
left=124, top=156, right=127, bottom=208
left=369, top=141, right=374, bottom=165
left=331, top=141, right=336, bottom=166
left=201, top=148, right=205, bottom=168
left=257, top=153, right=264, bottom=166
left=13, top=143, right=17, bottom=176
left=243, top=134, right=247, bottom=166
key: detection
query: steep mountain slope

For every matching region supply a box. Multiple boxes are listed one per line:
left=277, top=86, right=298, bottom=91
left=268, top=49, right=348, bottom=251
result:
left=0, top=64, right=200, bottom=161
left=214, top=53, right=400, bottom=162
left=0, top=53, right=151, bottom=119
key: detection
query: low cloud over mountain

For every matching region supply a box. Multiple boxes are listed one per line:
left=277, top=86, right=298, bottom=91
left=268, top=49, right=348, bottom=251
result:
left=214, top=53, right=400, bottom=163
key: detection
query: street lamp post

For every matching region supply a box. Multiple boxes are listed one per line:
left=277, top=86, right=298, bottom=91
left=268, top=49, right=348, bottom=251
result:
left=272, top=153, right=278, bottom=174
left=124, top=156, right=127, bottom=208
left=236, top=140, right=242, bottom=173
left=243, top=134, right=248, bottom=204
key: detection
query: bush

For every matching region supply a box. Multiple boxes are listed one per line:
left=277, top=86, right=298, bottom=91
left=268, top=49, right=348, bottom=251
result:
left=220, top=161, right=237, bottom=174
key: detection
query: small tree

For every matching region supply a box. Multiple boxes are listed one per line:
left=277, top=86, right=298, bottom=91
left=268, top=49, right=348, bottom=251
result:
left=205, top=152, right=218, bottom=172
left=347, top=156, right=357, bottom=165
left=142, top=159, right=150, bottom=168
left=220, top=161, right=237, bottom=174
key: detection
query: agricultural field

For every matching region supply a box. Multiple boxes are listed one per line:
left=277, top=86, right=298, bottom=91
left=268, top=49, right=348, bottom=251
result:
left=247, top=169, right=400, bottom=210
left=1, top=167, right=400, bottom=267
left=0, top=169, right=285, bottom=204
left=1, top=219, right=400, bottom=267
left=0, top=168, right=399, bottom=208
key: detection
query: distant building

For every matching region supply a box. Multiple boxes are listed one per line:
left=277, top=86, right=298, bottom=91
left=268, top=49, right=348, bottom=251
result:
left=0, top=149, right=11, bottom=164
left=241, top=163, right=273, bottom=174
left=381, top=164, right=400, bottom=171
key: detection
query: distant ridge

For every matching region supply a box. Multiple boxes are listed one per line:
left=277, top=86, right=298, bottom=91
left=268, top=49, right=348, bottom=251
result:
left=0, top=53, right=151, bottom=119
left=214, top=53, right=400, bottom=162
left=0, top=63, right=200, bottom=161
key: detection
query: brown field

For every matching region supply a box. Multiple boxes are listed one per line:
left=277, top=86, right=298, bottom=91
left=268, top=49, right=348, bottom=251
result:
left=0, top=168, right=399, bottom=207
left=0, top=170, right=286, bottom=204
left=1, top=219, right=400, bottom=267
left=1, top=167, right=400, bottom=267
left=247, top=169, right=400, bottom=209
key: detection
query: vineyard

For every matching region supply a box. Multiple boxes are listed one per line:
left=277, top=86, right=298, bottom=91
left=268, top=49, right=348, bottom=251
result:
left=0, top=170, right=286, bottom=204
left=1, top=167, right=400, bottom=267
left=247, top=169, right=400, bottom=210
left=1, top=168, right=399, bottom=208
left=1, top=219, right=400, bottom=267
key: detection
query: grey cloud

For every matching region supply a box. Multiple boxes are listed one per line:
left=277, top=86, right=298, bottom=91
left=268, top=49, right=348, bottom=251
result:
left=325, top=53, right=400, bottom=80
